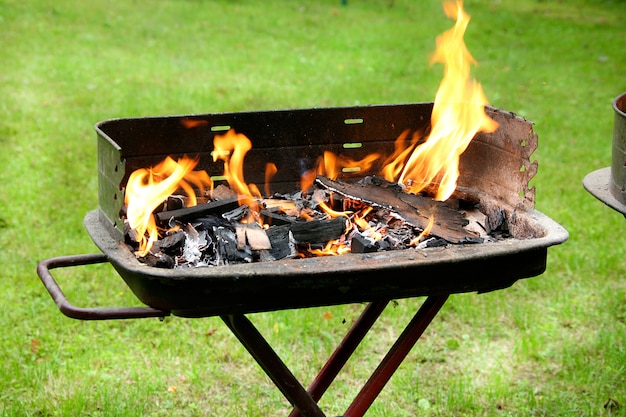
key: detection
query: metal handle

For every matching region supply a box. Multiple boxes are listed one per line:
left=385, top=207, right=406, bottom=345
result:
left=37, top=254, right=170, bottom=320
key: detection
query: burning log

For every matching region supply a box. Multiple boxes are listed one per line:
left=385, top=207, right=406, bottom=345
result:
left=155, top=198, right=240, bottom=223
left=289, top=217, right=348, bottom=244
left=315, top=176, right=479, bottom=244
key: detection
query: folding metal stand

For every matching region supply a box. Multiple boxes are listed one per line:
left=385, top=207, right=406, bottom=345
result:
left=222, top=295, right=449, bottom=417
left=38, top=255, right=450, bottom=416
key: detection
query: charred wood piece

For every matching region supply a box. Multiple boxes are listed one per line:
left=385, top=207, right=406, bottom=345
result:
left=153, top=229, right=186, bottom=255
left=214, top=226, right=253, bottom=265
left=235, top=224, right=272, bottom=250
left=138, top=252, right=175, bottom=269
left=264, top=226, right=298, bottom=261
left=315, top=176, right=477, bottom=244
left=155, top=198, right=240, bottom=223
left=289, top=217, right=348, bottom=244
left=260, top=210, right=297, bottom=226
left=351, top=233, right=379, bottom=253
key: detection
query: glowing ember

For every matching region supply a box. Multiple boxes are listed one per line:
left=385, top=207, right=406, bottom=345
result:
left=309, top=239, right=352, bottom=257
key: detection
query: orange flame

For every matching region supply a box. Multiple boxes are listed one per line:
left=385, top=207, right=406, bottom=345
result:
left=213, top=129, right=261, bottom=210
left=300, top=168, right=317, bottom=193
left=410, top=214, right=435, bottom=246
left=397, top=0, right=498, bottom=201
left=380, top=130, right=421, bottom=183
left=264, top=163, right=278, bottom=197
left=317, top=200, right=353, bottom=219
left=123, top=1, right=497, bottom=260
left=319, top=151, right=339, bottom=180
left=317, top=151, right=382, bottom=181
left=309, top=239, right=352, bottom=257
left=353, top=206, right=384, bottom=241
left=125, top=156, right=213, bottom=256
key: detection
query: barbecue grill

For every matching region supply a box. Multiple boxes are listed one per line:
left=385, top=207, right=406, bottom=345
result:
left=38, top=102, right=568, bottom=417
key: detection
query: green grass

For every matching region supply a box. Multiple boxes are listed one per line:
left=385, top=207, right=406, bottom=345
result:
left=1, top=0, right=625, bottom=416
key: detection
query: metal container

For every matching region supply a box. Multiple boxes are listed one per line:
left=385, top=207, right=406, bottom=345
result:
left=583, top=92, right=626, bottom=215
left=611, top=92, right=626, bottom=206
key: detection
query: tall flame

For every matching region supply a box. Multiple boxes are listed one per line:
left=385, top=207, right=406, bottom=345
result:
left=123, top=1, right=498, bottom=259
left=125, top=156, right=213, bottom=256
left=398, top=0, right=498, bottom=201
left=212, top=129, right=261, bottom=210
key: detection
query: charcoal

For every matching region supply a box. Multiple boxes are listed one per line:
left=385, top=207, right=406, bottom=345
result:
left=222, top=205, right=249, bottom=222
left=377, top=238, right=393, bottom=251
left=381, top=235, right=403, bottom=250
left=351, top=233, right=378, bottom=253
left=265, top=225, right=297, bottom=260
left=458, top=236, right=484, bottom=244
left=486, top=206, right=507, bottom=233
left=139, top=252, right=175, bottom=269
left=260, top=210, right=297, bottom=226
left=165, top=195, right=185, bottom=211
left=195, top=215, right=231, bottom=230
left=155, top=229, right=185, bottom=255
left=424, top=238, right=447, bottom=248
left=214, top=226, right=253, bottom=264
left=124, top=223, right=140, bottom=249
left=289, top=217, right=348, bottom=244
left=155, top=198, right=240, bottom=223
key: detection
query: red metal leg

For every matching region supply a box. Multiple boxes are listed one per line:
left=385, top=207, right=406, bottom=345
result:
left=344, top=294, right=449, bottom=417
left=220, top=314, right=327, bottom=417
left=289, top=301, right=389, bottom=417
left=221, top=295, right=448, bottom=417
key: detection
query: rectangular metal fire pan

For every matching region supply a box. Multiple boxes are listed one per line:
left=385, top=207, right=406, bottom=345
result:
left=86, top=102, right=567, bottom=317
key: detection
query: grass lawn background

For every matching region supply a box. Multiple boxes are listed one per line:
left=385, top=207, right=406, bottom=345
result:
left=1, top=0, right=625, bottom=416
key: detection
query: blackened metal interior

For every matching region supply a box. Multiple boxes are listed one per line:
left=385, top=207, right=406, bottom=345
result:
left=90, top=102, right=567, bottom=317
